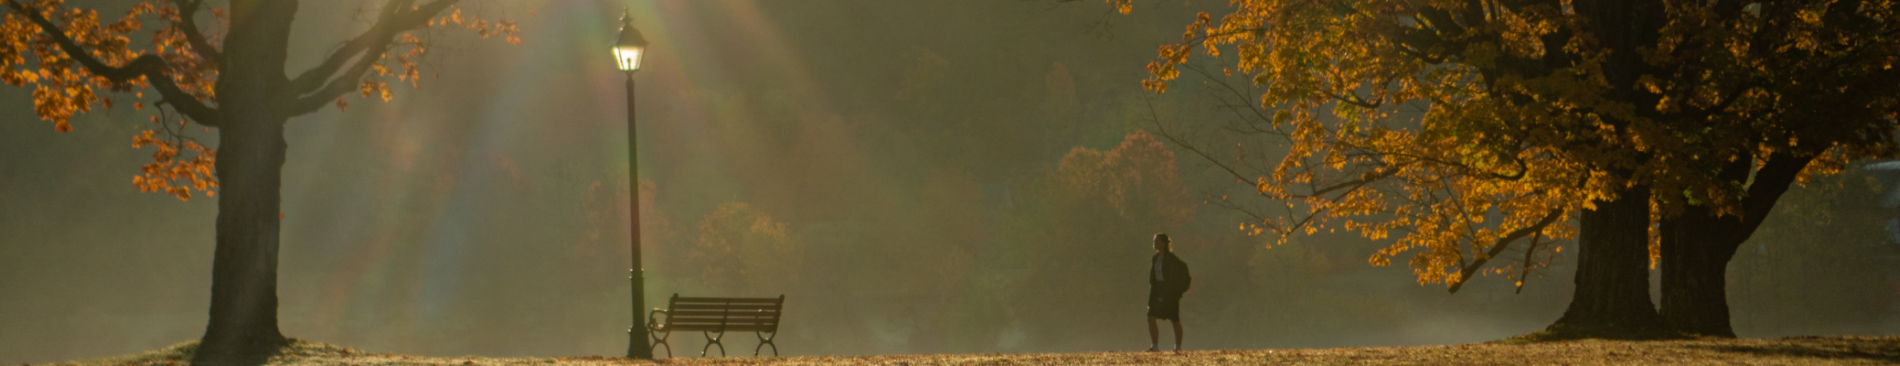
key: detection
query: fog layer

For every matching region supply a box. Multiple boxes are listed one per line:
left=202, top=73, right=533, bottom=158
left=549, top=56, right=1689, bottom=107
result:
left=3, top=0, right=1896, bottom=363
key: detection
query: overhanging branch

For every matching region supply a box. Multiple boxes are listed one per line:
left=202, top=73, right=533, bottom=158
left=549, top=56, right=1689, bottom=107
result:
left=1446, top=207, right=1563, bottom=294
left=5, top=0, right=222, bottom=126
left=288, top=0, right=416, bottom=94
left=1734, top=151, right=1816, bottom=243
left=288, top=0, right=459, bottom=115
left=169, top=0, right=221, bottom=65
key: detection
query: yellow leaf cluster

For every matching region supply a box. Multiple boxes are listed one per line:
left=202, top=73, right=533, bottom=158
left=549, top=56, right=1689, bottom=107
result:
left=341, top=5, right=521, bottom=108
left=130, top=128, right=216, bottom=200
left=5, top=0, right=222, bottom=198
left=433, top=8, right=521, bottom=45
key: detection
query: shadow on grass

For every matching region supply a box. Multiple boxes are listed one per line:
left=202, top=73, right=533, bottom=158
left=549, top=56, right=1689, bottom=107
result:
left=1688, top=336, right=1900, bottom=363
left=1493, top=324, right=1691, bottom=344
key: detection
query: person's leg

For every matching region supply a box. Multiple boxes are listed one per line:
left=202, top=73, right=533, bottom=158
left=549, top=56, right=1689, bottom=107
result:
left=1170, top=319, right=1184, bottom=351
left=1146, top=316, right=1160, bottom=351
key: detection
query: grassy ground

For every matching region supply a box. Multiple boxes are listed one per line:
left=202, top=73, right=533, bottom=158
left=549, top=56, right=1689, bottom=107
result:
left=31, top=336, right=1900, bottom=366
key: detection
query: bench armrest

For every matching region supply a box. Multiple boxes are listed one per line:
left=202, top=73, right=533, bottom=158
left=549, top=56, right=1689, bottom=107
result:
left=647, top=308, right=669, bottom=330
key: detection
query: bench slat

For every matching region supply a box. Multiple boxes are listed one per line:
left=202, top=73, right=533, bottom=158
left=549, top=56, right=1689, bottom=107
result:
left=669, top=306, right=770, bottom=312
left=668, top=321, right=778, bottom=326
left=667, top=324, right=778, bottom=330
left=665, top=317, right=777, bottom=323
left=669, top=320, right=777, bottom=325
left=664, top=317, right=779, bottom=322
left=667, top=312, right=776, bottom=317
left=666, top=304, right=781, bottom=311
left=668, top=317, right=778, bottom=323
left=667, top=310, right=778, bottom=317
left=668, top=302, right=781, bottom=307
left=673, top=297, right=782, bottom=304
left=664, top=324, right=778, bottom=332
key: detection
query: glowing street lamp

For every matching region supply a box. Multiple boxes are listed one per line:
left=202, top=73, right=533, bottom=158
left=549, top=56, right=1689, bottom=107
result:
left=614, top=14, right=647, bottom=73
left=615, top=10, right=654, bottom=360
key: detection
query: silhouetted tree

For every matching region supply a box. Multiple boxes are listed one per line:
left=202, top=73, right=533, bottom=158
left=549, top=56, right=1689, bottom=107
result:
left=686, top=202, right=798, bottom=295
left=1, top=0, right=515, bottom=363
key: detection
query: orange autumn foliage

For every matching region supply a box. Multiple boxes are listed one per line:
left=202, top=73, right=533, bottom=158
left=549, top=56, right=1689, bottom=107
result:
left=686, top=202, right=798, bottom=295
left=1114, top=0, right=1900, bottom=292
left=1053, top=130, right=1195, bottom=228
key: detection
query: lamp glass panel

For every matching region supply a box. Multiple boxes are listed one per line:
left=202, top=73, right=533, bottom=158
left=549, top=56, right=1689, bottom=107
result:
left=614, top=46, right=644, bottom=71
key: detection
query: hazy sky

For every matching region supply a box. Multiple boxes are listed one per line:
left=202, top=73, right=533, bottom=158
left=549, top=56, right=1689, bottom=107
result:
left=3, top=0, right=1896, bottom=364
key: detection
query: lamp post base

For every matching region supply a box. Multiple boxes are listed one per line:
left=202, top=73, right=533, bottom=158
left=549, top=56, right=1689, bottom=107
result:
left=627, top=267, right=651, bottom=359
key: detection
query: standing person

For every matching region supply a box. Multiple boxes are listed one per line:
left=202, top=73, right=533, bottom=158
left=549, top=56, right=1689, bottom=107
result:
left=1146, top=233, right=1190, bottom=352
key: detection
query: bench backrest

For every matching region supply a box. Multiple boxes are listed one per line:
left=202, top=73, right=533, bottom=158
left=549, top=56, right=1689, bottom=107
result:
left=660, top=294, right=784, bottom=333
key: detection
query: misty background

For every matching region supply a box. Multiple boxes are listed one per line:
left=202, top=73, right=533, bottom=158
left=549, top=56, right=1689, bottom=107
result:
left=3, top=0, right=1898, bottom=363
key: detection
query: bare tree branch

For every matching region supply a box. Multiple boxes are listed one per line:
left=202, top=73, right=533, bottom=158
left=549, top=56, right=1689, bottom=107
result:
left=169, top=0, right=221, bottom=65
left=1733, top=151, right=1816, bottom=244
left=1446, top=207, right=1563, bottom=294
left=288, top=0, right=414, bottom=94
left=1514, top=231, right=1544, bottom=294
left=287, top=0, right=458, bottom=115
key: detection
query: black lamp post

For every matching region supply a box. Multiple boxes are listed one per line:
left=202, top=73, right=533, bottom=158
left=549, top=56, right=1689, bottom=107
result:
left=612, top=10, right=653, bottom=360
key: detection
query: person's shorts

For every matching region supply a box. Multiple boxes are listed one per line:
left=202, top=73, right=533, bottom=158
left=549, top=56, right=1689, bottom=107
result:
left=1147, top=297, right=1181, bottom=320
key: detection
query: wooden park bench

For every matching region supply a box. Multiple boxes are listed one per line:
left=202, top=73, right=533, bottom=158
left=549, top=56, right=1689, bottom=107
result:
left=645, top=294, right=784, bottom=358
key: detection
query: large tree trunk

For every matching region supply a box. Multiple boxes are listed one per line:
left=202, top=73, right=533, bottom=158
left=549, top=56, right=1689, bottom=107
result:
left=1546, top=186, right=1668, bottom=338
left=1657, top=153, right=1815, bottom=338
left=193, top=1, right=297, bottom=365
left=1541, top=0, right=1673, bottom=340
left=1658, top=206, right=1739, bottom=337
left=193, top=113, right=291, bottom=366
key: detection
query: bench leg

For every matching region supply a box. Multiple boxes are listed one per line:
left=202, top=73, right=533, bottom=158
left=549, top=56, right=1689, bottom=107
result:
left=754, top=331, right=778, bottom=356
left=647, top=329, right=673, bottom=359
left=701, top=330, right=726, bottom=357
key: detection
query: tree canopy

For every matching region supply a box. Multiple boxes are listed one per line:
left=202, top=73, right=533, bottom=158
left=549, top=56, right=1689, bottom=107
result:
left=1109, top=0, right=1900, bottom=337
left=1118, top=0, right=1900, bottom=290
